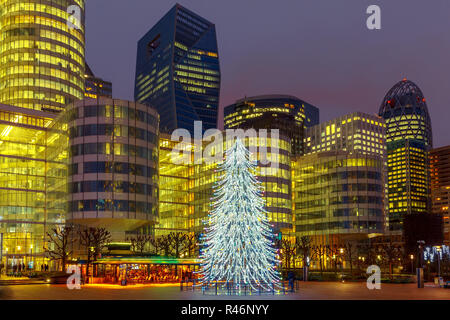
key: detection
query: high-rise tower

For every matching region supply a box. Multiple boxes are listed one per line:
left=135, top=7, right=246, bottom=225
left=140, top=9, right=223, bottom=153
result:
left=134, top=4, right=220, bottom=135
left=379, top=79, right=433, bottom=231
left=0, top=0, right=86, bottom=113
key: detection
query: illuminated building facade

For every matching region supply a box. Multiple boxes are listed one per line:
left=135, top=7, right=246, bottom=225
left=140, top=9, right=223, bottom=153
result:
left=0, top=0, right=86, bottom=113
left=224, top=95, right=319, bottom=155
left=157, top=133, right=195, bottom=236
left=66, top=98, right=159, bottom=241
left=84, top=63, right=112, bottom=99
left=293, top=151, right=386, bottom=245
left=379, top=79, right=433, bottom=231
left=430, top=145, right=450, bottom=244
left=0, top=103, right=67, bottom=272
left=304, top=112, right=386, bottom=158
left=159, top=133, right=292, bottom=235
left=193, top=134, right=293, bottom=234
left=134, top=4, right=220, bottom=134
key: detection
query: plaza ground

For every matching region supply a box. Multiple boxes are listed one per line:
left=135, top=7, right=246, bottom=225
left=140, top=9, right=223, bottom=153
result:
left=0, top=282, right=448, bottom=300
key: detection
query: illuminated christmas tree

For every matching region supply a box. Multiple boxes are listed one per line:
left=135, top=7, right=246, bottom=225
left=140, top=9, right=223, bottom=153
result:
left=199, top=138, right=281, bottom=291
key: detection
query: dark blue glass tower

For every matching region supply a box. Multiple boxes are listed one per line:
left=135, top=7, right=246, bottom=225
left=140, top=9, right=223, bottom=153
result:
left=134, top=4, right=221, bottom=134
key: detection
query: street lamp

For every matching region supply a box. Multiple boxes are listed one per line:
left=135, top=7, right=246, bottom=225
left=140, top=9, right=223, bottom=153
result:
left=410, top=254, right=414, bottom=274
left=30, top=244, right=33, bottom=270
left=436, top=246, right=441, bottom=279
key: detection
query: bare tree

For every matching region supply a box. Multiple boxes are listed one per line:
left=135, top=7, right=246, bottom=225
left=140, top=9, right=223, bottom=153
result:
left=296, top=236, right=312, bottom=281
left=280, top=238, right=296, bottom=270
left=378, top=239, right=402, bottom=280
left=169, top=232, right=187, bottom=258
left=295, top=236, right=311, bottom=269
left=45, top=225, right=74, bottom=272
left=79, top=227, right=111, bottom=280
left=184, top=233, right=198, bottom=258
left=127, top=235, right=152, bottom=254
left=327, top=244, right=340, bottom=275
left=311, top=245, right=328, bottom=275
left=149, top=236, right=161, bottom=255
left=157, top=235, right=172, bottom=257
left=343, top=242, right=357, bottom=275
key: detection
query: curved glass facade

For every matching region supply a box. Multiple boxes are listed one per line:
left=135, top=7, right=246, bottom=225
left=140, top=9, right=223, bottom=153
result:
left=190, top=134, right=292, bottom=234
left=379, top=79, right=432, bottom=231
left=379, top=79, right=432, bottom=147
left=67, top=98, right=159, bottom=240
left=293, top=151, right=385, bottom=245
left=0, top=0, right=85, bottom=112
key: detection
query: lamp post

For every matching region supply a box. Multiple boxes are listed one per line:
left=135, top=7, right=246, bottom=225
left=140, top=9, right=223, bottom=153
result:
left=410, top=254, right=414, bottom=274
left=436, top=246, right=441, bottom=279
left=30, top=244, right=33, bottom=271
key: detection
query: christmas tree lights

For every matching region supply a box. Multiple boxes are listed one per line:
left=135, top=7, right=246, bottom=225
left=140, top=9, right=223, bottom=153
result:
left=199, top=138, right=281, bottom=292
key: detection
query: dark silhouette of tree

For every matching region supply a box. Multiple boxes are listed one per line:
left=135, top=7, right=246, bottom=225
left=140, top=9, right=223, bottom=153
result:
left=295, top=236, right=311, bottom=270
left=327, top=244, right=340, bottom=275
left=149, top=236, right=161, bottom=255
left=79, top=227, right=111, bottom=280
left=127, top=235, right=152, bottom=254
left=45, top=226, right=74, bottom=272
left=158, top=235, right=172, bottom=256
left=184, top=233, right=199, bottom=258
left=311, top=244, right=328, bottom=275
left=169, top=232, right=187, bottom=258
left=378, top=239, right=402, bottom=280
left=279, top=238, right=296, bottom=270
left=343, top=242, right=357, bottom=275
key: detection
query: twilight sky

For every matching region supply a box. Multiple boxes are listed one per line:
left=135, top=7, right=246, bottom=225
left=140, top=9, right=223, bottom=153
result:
left=85, top=0, right=450, bottom=147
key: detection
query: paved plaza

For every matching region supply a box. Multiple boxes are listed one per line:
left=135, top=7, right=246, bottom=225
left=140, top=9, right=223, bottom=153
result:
left=0, top=282, right=448, bottom=300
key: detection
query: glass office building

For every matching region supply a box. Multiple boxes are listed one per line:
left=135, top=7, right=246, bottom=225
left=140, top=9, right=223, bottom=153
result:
left=0, top=103, right=67, bottom=272
left=224, top=95, right=319, bottom=155
left=192, top=134, right=293, bottom=234
left=304, top=112, right=386, bottom=158
left=293, top=151, right=386, bottom=246
left=379, top=79, right=433, bottom=231
left=157, top=133, right=195, bottom=236
left=134, top=4, right=220, bottom=134
left=160, top=132, right=293, bottom=235
left=0, top=0, right=86, bottom=113
left=430, top=145, right=450, bottom=244
left=66, top=98, right=159, bottom=241
left=84, top=63, right=112, bottom=99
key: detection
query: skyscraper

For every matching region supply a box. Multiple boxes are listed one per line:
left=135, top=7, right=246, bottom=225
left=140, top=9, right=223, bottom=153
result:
left=379, top=79, right=433, bottom=231
left=294, top=112, right=387, bottom=246
left=224, top=95, right=319, bottom=155
left=304, top=112, right=386, bottom=158
left=0, top=0, right=86, bottom=113
left=84, top=63, right=112, bottom=99
left=134, top=4, right=220, bottom=135
left=430, top=145, right=450, bottom=244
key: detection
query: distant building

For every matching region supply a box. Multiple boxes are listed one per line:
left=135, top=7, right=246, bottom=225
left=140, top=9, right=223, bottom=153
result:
left=84, top=64, right=112, bottom=99
left=157, top=133, right=195, bottom=236
left=295, top=111, right=387, bottom=246
left=134, top=4, right=220, bottom=134
left=293, top=151, right=386, bottom=245
left=379, top=79, right=433, bottom=232
left=224, top=95, right=319, bottom=155
left=430, top=145, right=450, bottom=244
left=304, top=112, right=386, bottom=158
